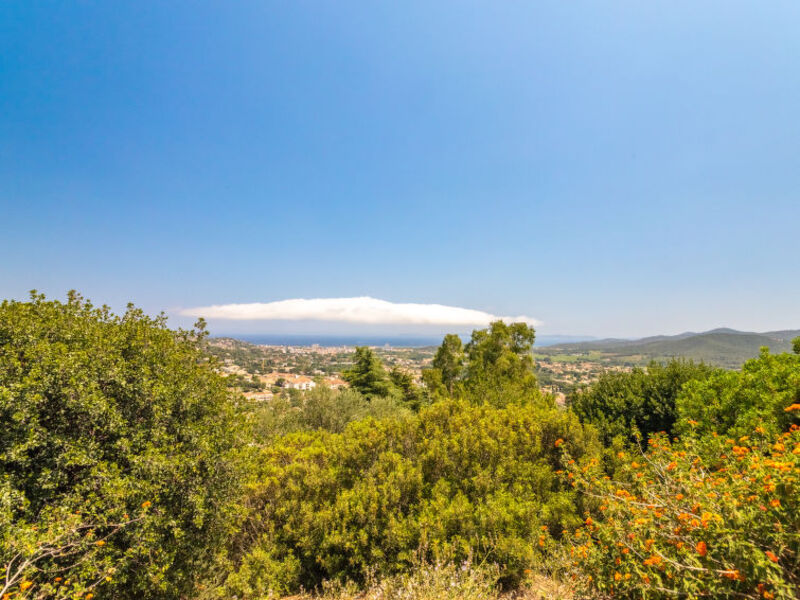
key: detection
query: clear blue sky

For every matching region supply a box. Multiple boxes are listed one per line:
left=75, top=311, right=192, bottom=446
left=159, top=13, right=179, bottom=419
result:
left=1, top=1, right=799, bottom=337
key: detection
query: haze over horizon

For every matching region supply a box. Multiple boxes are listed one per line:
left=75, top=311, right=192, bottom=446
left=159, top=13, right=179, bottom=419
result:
left=2, top=2, right=799, bottom=337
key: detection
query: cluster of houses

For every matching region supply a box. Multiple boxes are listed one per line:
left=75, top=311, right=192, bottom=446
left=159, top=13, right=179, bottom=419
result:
left=256, top=372, right=348, bottom=390
left=238, top=372, right=349, bottom=402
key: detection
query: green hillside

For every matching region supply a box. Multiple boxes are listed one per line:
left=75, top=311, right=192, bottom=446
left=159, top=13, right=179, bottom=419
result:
left=541, top=328, right=800, bottom=368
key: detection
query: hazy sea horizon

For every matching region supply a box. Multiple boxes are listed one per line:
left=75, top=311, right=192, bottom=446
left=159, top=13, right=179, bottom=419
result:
left=217, top=334, right=595, bottom=348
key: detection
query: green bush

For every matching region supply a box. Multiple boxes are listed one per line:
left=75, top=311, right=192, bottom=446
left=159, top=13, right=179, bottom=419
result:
left=249, top=385, right=409, bottom=440
left=676, top=348, right=800, bottom=438
left=570, top=359, right=716, bottom=445
left=227, top=400, right=600, bottom=596
left=0, top=292, right=245, bottom=599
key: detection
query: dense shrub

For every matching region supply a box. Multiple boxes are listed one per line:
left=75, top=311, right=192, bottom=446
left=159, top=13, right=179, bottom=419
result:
left=568, top=416, right=800, bottom=598
left=570, top=360, right=716, bottom=445
left=250, top=385, right=409, bottom=439
left=676, top=348, right=800, bottom=439
left=226, top=400, right=600, bottom=596
left=0, top=293, right=245, bottom=599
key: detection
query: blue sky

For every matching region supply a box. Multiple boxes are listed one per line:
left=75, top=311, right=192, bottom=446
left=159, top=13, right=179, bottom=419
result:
left=1, top=1, right=799, bottom=337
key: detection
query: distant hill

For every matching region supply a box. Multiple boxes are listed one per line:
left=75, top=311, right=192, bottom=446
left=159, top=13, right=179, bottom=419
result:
left=539, top=328, right=800, bottom=368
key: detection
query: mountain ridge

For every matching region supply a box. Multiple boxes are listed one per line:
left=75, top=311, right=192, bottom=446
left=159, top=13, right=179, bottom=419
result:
left=539, top=328, right=800, bottom=368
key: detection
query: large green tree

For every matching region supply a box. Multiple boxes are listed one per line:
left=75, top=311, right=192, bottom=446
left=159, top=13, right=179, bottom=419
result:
left=0, top=292, right=245, bottom=599
left=570, top=359, right=717, bottom=445
left=423, top=322, right=541, bottom=406
left=389, top=367, right=426, bottom=411
left=342, top=346, right=394, bottom=399
left=431, top=333, right=464, bottom=394
left=462, top=321, right=540, bottom=406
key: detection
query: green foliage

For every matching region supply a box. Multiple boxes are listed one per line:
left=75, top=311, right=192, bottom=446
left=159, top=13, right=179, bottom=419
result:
left=432, top=334, right=464, bottom=394
left=389, top=367, right=426, bottom=411
left=250, top=385, right=408, bottom=439
left=6, top=291, right=799, bottom=599
left=312, top=561, right=503, bottom=600
left=423, top=322, right=542, bottom=407
left=793, top=336, right=800, bottom=355
left=227, top=401, right=600, bottom=596
left=464, top=322, right=537, bottom=403
left=420, top=368, right=448, bottom=403
left=676, top=348, right=800, bottom=439
left=0, top=292, right=245, bottom=599
left=342, top=347, right=395, bottom=399
left=570, top=359, right=717, bottom=445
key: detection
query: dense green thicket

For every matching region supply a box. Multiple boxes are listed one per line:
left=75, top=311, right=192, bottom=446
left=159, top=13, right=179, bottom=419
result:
left=569, top=360, right=718, bottom=445
left=676, top=348, right=800, bottom=438
left=226, top=400, right=600, bottom=597
left=0, top=293, right=245, bottom=599
left=250, top=385, right=409, bottom=438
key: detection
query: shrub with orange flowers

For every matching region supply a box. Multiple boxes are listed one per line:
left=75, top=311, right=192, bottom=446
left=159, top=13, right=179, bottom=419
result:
left=565, top=424, right=800, bottom=599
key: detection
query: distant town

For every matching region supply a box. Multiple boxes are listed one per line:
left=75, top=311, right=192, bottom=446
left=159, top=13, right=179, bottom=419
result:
left=207, top=336, right=635, bottom=404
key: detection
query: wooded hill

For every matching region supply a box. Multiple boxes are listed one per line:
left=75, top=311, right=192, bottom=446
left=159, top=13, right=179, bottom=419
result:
left=539, top=328, right=800, bottom=368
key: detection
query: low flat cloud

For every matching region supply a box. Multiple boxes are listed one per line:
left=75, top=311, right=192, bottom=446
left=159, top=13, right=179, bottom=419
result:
left=179, top=297, right=539, bottom=327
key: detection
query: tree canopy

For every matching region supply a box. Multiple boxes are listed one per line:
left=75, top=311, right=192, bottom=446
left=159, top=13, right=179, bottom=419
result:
left=423, top=321, right=542, bottom=407
left=342, top=346, right=395, bottom=399
left=0, top=292, right=245, bottom=598
left=569, top=359, right=717, bottom=445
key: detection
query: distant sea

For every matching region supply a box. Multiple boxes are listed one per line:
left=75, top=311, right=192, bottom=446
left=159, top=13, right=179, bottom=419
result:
left=220, top=334, right=594, bottom=348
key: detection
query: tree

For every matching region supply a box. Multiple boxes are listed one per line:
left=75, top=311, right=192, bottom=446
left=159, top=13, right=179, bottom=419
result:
left=342, top=347, right=394, bottom=399
left=0, top=292, right=245, bottom=599
left=389, top=367, right=426, bottom=411
left=570, top=359, right=717, bottom=445
left=793, top=336, right=800, bottom=355
left=420, top=367, right=448, bottom=402
left=463, top=321, right=540, bottom=406
left=431, top=334, right=464, bottom=394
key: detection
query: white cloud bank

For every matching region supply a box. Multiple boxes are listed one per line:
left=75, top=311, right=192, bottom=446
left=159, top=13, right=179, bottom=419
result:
left=179, top=297, right=539, bottom=327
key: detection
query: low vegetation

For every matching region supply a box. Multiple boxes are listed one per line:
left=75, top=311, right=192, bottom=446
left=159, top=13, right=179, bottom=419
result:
left=1, top=293, right=799, bottom=599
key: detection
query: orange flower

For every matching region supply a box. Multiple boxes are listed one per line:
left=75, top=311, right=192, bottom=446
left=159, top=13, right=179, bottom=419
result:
left=696, top=541, right=708, bottom=557
left=765, top=551, right=779, bottom=563
left=720, top=569, right=743, bottom=581
left=20, top=581, right=33, bottom=591
left=666, top=461, right=677, bottom=471
left=141, top=501, right=152, bottom=509
left=643, top=555, right=662, bottom=566
left=554, top=438, right=564, bottom=447
left=784, top=404, right=800, bottom=412
left=769, top=499, right=781, bottom=508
